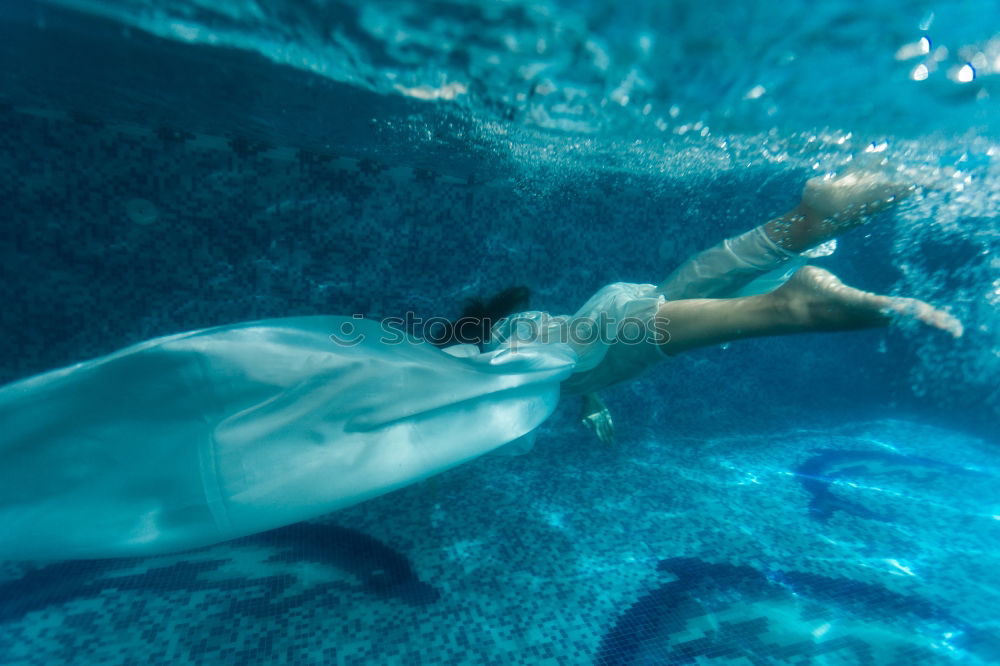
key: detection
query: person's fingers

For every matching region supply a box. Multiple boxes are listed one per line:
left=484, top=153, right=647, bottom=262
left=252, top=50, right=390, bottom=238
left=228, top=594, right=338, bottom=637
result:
left=583, top=410, right=616, bottom=444
left=601, top=415, right=615, bottom=445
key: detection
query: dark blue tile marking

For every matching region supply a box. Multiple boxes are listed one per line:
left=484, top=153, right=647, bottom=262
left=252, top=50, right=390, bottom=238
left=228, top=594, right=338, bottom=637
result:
left=0, top=521, right=438, bottom=625
left=793, top=449, right=988, bottom=522
left=774, top=569, right=960, bottom=629
left=236, top=522, right=440, bottom=606
left=0, top=560, right=234, bottom=624
left=595, top=557, right=1000, bottom=665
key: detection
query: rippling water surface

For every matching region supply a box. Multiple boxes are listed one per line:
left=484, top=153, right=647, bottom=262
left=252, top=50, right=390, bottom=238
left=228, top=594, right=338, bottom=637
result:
left=38, top=0, right=1000, bottom=135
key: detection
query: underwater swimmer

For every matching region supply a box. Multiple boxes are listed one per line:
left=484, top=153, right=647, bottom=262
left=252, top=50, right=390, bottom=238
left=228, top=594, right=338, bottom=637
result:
left=548, top=172, right=963, bottom=443
left=0, top=171, right=962, bottom=560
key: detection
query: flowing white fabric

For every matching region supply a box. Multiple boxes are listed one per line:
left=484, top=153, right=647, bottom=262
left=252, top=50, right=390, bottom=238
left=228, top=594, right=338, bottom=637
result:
left=659, top=225, right=801, bottom=299
left=489, top=282, right=667, bottom=396
left=0, top=316, right=576, bottom=560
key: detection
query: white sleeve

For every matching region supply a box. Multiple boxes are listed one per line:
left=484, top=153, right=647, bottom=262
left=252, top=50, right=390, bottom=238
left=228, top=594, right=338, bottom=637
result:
left=659, top=225, right=802, bottom=299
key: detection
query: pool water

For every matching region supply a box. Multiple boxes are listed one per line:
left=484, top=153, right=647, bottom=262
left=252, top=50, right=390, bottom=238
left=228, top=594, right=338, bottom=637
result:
left=1, top=0, right=999, bottom=664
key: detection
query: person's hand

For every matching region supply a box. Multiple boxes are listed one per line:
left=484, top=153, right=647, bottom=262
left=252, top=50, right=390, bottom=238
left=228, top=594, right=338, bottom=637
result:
left=581, top=393, right=615, bottom=445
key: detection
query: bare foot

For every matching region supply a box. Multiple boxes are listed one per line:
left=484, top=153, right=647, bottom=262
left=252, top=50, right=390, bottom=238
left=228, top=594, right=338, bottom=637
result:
left=768, top=171, right=915, bottom=253
left=772, top=266, right=963, bottom=337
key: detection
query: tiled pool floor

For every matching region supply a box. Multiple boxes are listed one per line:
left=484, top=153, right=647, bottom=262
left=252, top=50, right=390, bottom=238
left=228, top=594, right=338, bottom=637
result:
left=2, top=417, right=998, bottom=665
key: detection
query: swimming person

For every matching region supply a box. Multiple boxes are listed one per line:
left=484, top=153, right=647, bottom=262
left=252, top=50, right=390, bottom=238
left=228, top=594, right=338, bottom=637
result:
left=492, top=171, right=961, bottom=443
left=0, top=171, right=958, bottom=561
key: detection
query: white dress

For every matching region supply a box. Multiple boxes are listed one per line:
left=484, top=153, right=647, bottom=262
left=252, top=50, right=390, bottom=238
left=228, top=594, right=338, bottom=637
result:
left=0, top=316, right=576, bottom=560
left=0, top=225, right=807, bottom=560
left=489, top=283, right=668, bottom=396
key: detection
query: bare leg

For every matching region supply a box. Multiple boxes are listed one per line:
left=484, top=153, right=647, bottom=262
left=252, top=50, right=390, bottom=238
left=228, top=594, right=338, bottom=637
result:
left=764, top=171, right=913, bottom=252
left=659, top=171, right=911, bottom=300
left=657, top=266, right=962, bottom=356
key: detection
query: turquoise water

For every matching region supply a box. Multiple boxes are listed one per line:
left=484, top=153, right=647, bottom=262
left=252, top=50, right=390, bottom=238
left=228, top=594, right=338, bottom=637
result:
left=1, top=0, right=999, bottom=664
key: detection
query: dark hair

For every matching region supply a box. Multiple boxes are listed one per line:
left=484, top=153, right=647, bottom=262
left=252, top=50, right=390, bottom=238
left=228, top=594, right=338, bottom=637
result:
left=431, top=286, right=531, bottom=348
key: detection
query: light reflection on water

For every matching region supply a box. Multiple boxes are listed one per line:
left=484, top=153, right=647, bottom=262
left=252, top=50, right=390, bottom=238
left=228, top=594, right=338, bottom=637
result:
left=39, top=0, right=1000, bottom=138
